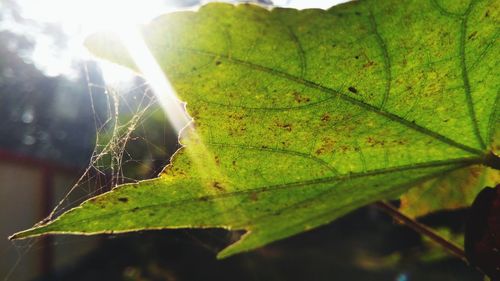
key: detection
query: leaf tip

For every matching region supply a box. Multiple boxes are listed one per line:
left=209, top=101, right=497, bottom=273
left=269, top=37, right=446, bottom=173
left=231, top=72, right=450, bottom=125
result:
left=9, top=222, right=54, bottom=240
left=9, top=228, right=39, bottom=240
left=83, top=32, right=137, bottom=73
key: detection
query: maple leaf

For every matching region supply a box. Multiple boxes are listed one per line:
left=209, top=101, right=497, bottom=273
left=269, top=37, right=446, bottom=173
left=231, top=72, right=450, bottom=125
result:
left=11, top=0, right=499, bottom=259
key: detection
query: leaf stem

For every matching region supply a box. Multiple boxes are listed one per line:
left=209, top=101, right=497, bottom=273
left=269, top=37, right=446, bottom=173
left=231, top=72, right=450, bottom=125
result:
left=374, top=201, right=467, bottom=262
left=484, top=152, right=500, bottom=170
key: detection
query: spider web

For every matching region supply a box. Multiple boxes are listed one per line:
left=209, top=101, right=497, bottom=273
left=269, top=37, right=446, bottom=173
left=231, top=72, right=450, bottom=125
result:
left=3, top=1, right=353, bottom=279
left=4, top=63, right=186, bottom=281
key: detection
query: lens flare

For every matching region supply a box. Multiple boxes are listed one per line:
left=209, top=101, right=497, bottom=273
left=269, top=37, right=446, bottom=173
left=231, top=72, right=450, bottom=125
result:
left=118, top=27, right=191, bottom=132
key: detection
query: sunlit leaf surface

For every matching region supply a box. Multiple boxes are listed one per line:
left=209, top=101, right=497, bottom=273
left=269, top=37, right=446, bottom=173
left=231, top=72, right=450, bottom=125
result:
left=12, top=0, right=499, bottom=258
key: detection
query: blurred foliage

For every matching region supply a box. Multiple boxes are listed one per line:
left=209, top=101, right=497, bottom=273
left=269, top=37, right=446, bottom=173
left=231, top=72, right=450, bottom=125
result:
left=34, top=208, right=483, bottom=281
left=400, top=165, right=499, bottom=219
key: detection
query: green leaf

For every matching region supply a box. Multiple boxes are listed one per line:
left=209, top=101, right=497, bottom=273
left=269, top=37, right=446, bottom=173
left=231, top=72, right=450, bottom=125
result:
left=11, top=0, right=499, bottom=258
left=398, top=136, right=499, bottom=219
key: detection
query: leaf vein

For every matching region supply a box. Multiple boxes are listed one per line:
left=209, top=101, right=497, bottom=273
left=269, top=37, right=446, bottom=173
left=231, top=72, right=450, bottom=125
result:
left=281, top=20, right=307, bottom=78
left=206, top=141, right=339, bottom=174
left=173, top=47, right=484, bottom=155
left=368, top=10, right=392, bottom=110
left=460, top=0, right=487, bottom=149
left=42, top=156, right=483, bottom=230
left=236, top=164, right=465, bottom=229
left=430, top=0, right=463, bottom=18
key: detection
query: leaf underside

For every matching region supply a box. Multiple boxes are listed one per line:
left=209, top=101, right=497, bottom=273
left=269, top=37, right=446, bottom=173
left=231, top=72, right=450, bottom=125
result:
left=11, top=0, right=499, bottom=258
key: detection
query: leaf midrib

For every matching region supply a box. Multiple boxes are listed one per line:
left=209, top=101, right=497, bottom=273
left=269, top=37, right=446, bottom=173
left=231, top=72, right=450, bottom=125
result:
left=19, top=155, right=483, bottom=234
left=167, top=46, right=484, bottom=156
left=235, top=162, right=466, bottom=232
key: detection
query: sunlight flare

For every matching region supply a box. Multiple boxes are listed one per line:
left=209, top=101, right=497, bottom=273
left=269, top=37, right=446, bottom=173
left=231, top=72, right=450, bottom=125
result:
left=118, top=27, right=191, bottom=132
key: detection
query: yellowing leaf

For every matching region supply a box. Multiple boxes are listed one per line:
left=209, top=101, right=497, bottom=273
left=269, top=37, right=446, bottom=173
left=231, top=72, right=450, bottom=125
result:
left=400, top=165, right=499, bottom=218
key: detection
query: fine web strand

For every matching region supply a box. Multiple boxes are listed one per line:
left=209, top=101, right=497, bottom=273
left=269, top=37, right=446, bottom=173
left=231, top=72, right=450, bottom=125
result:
left=45, top=62, right=165, bottom=221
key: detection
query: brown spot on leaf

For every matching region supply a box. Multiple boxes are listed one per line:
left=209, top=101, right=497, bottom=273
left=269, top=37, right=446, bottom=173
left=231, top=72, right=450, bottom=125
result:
left=228, top=113, right=245, bottom=120
left=468, top=166, right=482, bottom=178
left=468, top=31, right=478, bottom=40
left=293, top=92, right=310, bottom=103
left=315, top=138, right=336, bottom=155
left=118, top=197, right=128, bottom=203
left=249, top=192, right=258, bottom=202
left=276, top=122, right=292, bottom=132
left=215, top=60, right=222, bottom=66
left=392, top=139, right=407, bottom=145
left=366, top=137, right=386, bottom=147
left=363, top=61, right=375, bottom=68
left=339, top=145, right=349, bottom=152
left=212, top=181, right=225, bottom=191
left=321, top=113, right=330, bottom=122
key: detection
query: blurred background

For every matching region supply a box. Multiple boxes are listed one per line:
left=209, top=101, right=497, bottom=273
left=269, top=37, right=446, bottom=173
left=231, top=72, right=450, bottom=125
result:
left=0, top=0, right=485, bottom=280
